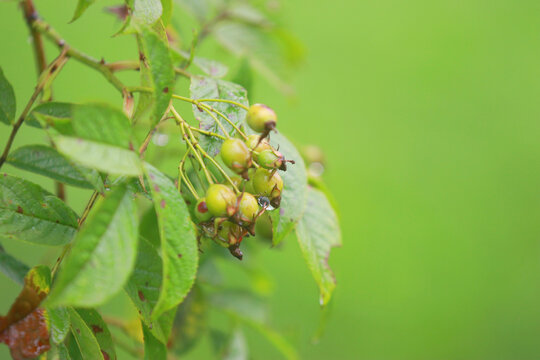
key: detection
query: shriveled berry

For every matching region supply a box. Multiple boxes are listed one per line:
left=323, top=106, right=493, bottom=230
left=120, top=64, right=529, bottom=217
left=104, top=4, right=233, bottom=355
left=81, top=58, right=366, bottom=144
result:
left=221, top=138, right=252, bottom=174
left=216, top=220, right=245, bottom=246
left=205, top=184, right=236, bottom=217
left=258, top=149, right=285, bottom=170
left=237, top=193, right=259, bottom=223
left=246, top=104, right=277, bottom=133
left=252, top=168, right=283, bottom=199
left=194, top=197, right=213, bottom=222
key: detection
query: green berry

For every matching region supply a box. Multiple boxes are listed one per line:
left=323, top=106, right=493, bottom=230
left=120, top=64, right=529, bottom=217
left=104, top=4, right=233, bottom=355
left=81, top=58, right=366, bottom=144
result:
left=221, top=138, right=252, bottom=174
left=205, top=184, right=236, bottom=217
left=252, top=168, right=283, bottom=199
left=246, top=104, right=277, bottom=133
left=238, top=192, right=259, bottom=223
left=226, top=176, right=243, bottom=191
left=245, top=135, right=272, bottom=159
left=194, top=197, right=213, bottom=222
left=255, top=212, right=273, bottom=240
left=258, top=149, right=285, bottom=170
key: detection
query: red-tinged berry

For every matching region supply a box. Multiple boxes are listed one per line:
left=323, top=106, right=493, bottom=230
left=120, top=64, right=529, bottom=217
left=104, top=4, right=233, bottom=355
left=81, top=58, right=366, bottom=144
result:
left=246, top=104, right=277, bottom=133
left=194, top=197, right=212, bottom=222
left=221, top=138, right=252, bottom=174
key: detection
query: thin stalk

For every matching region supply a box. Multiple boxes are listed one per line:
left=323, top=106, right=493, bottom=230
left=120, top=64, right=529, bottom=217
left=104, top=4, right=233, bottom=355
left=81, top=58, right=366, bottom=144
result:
left=32, top=18, right=126, bottom=93
left=188, top=126, right=227, bottom=140
left=0, top=50, right=68, bottom=169
left=178, top=150, right=200, bottom=199
left=184, top=126, right=240, bottom=193
left=197, top=98, right=250, bottom=111
left=172, top=94, right=247, bottom=140
left=170, top=107, right=213, bottom=185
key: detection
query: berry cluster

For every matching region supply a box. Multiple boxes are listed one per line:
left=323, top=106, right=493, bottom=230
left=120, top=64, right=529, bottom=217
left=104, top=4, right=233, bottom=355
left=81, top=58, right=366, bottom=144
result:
left=192, top=104, right=293, bottom=259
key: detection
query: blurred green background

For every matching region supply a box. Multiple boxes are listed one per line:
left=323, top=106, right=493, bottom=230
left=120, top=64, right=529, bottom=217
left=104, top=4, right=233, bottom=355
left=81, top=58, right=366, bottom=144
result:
left=2, top=0, right=540, bottom=359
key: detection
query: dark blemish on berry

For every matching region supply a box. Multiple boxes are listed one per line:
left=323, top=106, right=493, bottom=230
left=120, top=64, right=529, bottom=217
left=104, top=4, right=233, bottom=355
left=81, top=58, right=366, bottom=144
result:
left=16, top=206, right=23, bottom=214
left=197, top=201, right=208, bottom=213
left=138, top=290, right=145, bottom=302
left=163, top=87, right=169, bottom=93
left=91, top=325, right=103, bottom=334
left=160, top=199, right=166, bottom=208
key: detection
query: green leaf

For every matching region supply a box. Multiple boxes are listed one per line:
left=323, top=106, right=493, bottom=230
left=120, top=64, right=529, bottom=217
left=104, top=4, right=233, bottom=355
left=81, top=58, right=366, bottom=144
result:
left=53, top=103, right=141, bottom=176
left=7, top=145, right=102, bottom=190
left=124, top=236, right=176, bottom=343
left=295, top=188, right=341, bottom=306
left=209, top=290, right=297, bottom=360
left=190, top=76, right=248, bottom=156
left=47, top=307, right=71, bottom=345
left=75, top=308, right=116, bottom=360
left=0, top=67, right=16, bottom=125
left=170, top=286, right=206, bottom=355
left=0, top=174, right=78, bottom=246
left=160, top=0, right=173, bottom=25
left=47, top=343, right=71, bottom=360
left=214, top=22, right=293, bottom=96
left=175, top=0, right=209, bottom=22
left=55, top=136, right=142, bottom=176
left=71, top=0, right=96, bottom=22
left=143, top=163, right=198, bottom=319
left=140, top=28, right=175, bottom=125
left=0, top=245, right=29, bottom=285
left=72, top=104, right=133, bottom=148
left=68, top=308, right=105, bottom=360
left=46, top=186, right=138, bottom=308
left=193, top=57, right=229, bottom=78
left=129, top=0, right=163, bottom=30
left=143, top=322, right=167, bottom=360
left=26, top=102, right=74, bottom=133
left=268, top=132, right=308, bottom=245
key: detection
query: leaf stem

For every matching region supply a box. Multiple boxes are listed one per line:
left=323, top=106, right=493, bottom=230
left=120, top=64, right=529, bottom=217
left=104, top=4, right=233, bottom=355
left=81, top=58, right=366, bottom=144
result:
left=188, top=126, right=227, bottom=140
left=196, top=98, right=250, bottom=111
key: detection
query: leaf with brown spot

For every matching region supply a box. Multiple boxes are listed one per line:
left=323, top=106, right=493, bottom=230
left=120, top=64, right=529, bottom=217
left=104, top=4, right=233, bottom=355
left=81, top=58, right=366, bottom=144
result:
left=0, top=266, right=51, bottom=360
left=68, top=308, right=115, bottom=360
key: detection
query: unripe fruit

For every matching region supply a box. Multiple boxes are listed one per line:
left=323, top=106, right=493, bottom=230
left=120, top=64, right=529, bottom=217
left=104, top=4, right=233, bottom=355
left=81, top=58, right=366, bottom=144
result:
left=216, top=220, right=244, bottom=246
left=245, top=135, right=272, bottom=158
left=255, top=212, right=273, bottom=240
left=252, top=168, right=283, bottom=199
left=194, top=197, right=212, bottom=222
left=205, top=184, right=236, bottom=217
left=258, top=149, right=285, bottom=170
left=246, top=104, right=277, bottom=133
left=238, top=193, right=259, bottom=223
left=220, top=138, right=252, bottom=174
left=226, top=176, right=243, bottom=191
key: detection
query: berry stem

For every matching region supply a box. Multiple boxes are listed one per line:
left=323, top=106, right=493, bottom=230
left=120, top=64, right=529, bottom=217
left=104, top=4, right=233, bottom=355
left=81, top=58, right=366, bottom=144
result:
left=178, top=149, right=200, bottom=199
left=171, top=107, right=214, bottom=185
left=196, top=98, right=250, bottom=111
left=188, top=126, right=227, bottom=140
left=172, top=94, right=249, bottom=139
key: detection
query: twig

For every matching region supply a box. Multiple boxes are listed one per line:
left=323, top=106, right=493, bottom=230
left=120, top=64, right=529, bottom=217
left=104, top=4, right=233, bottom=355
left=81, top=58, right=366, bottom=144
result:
left=0, top=49, right=68, bottom=170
